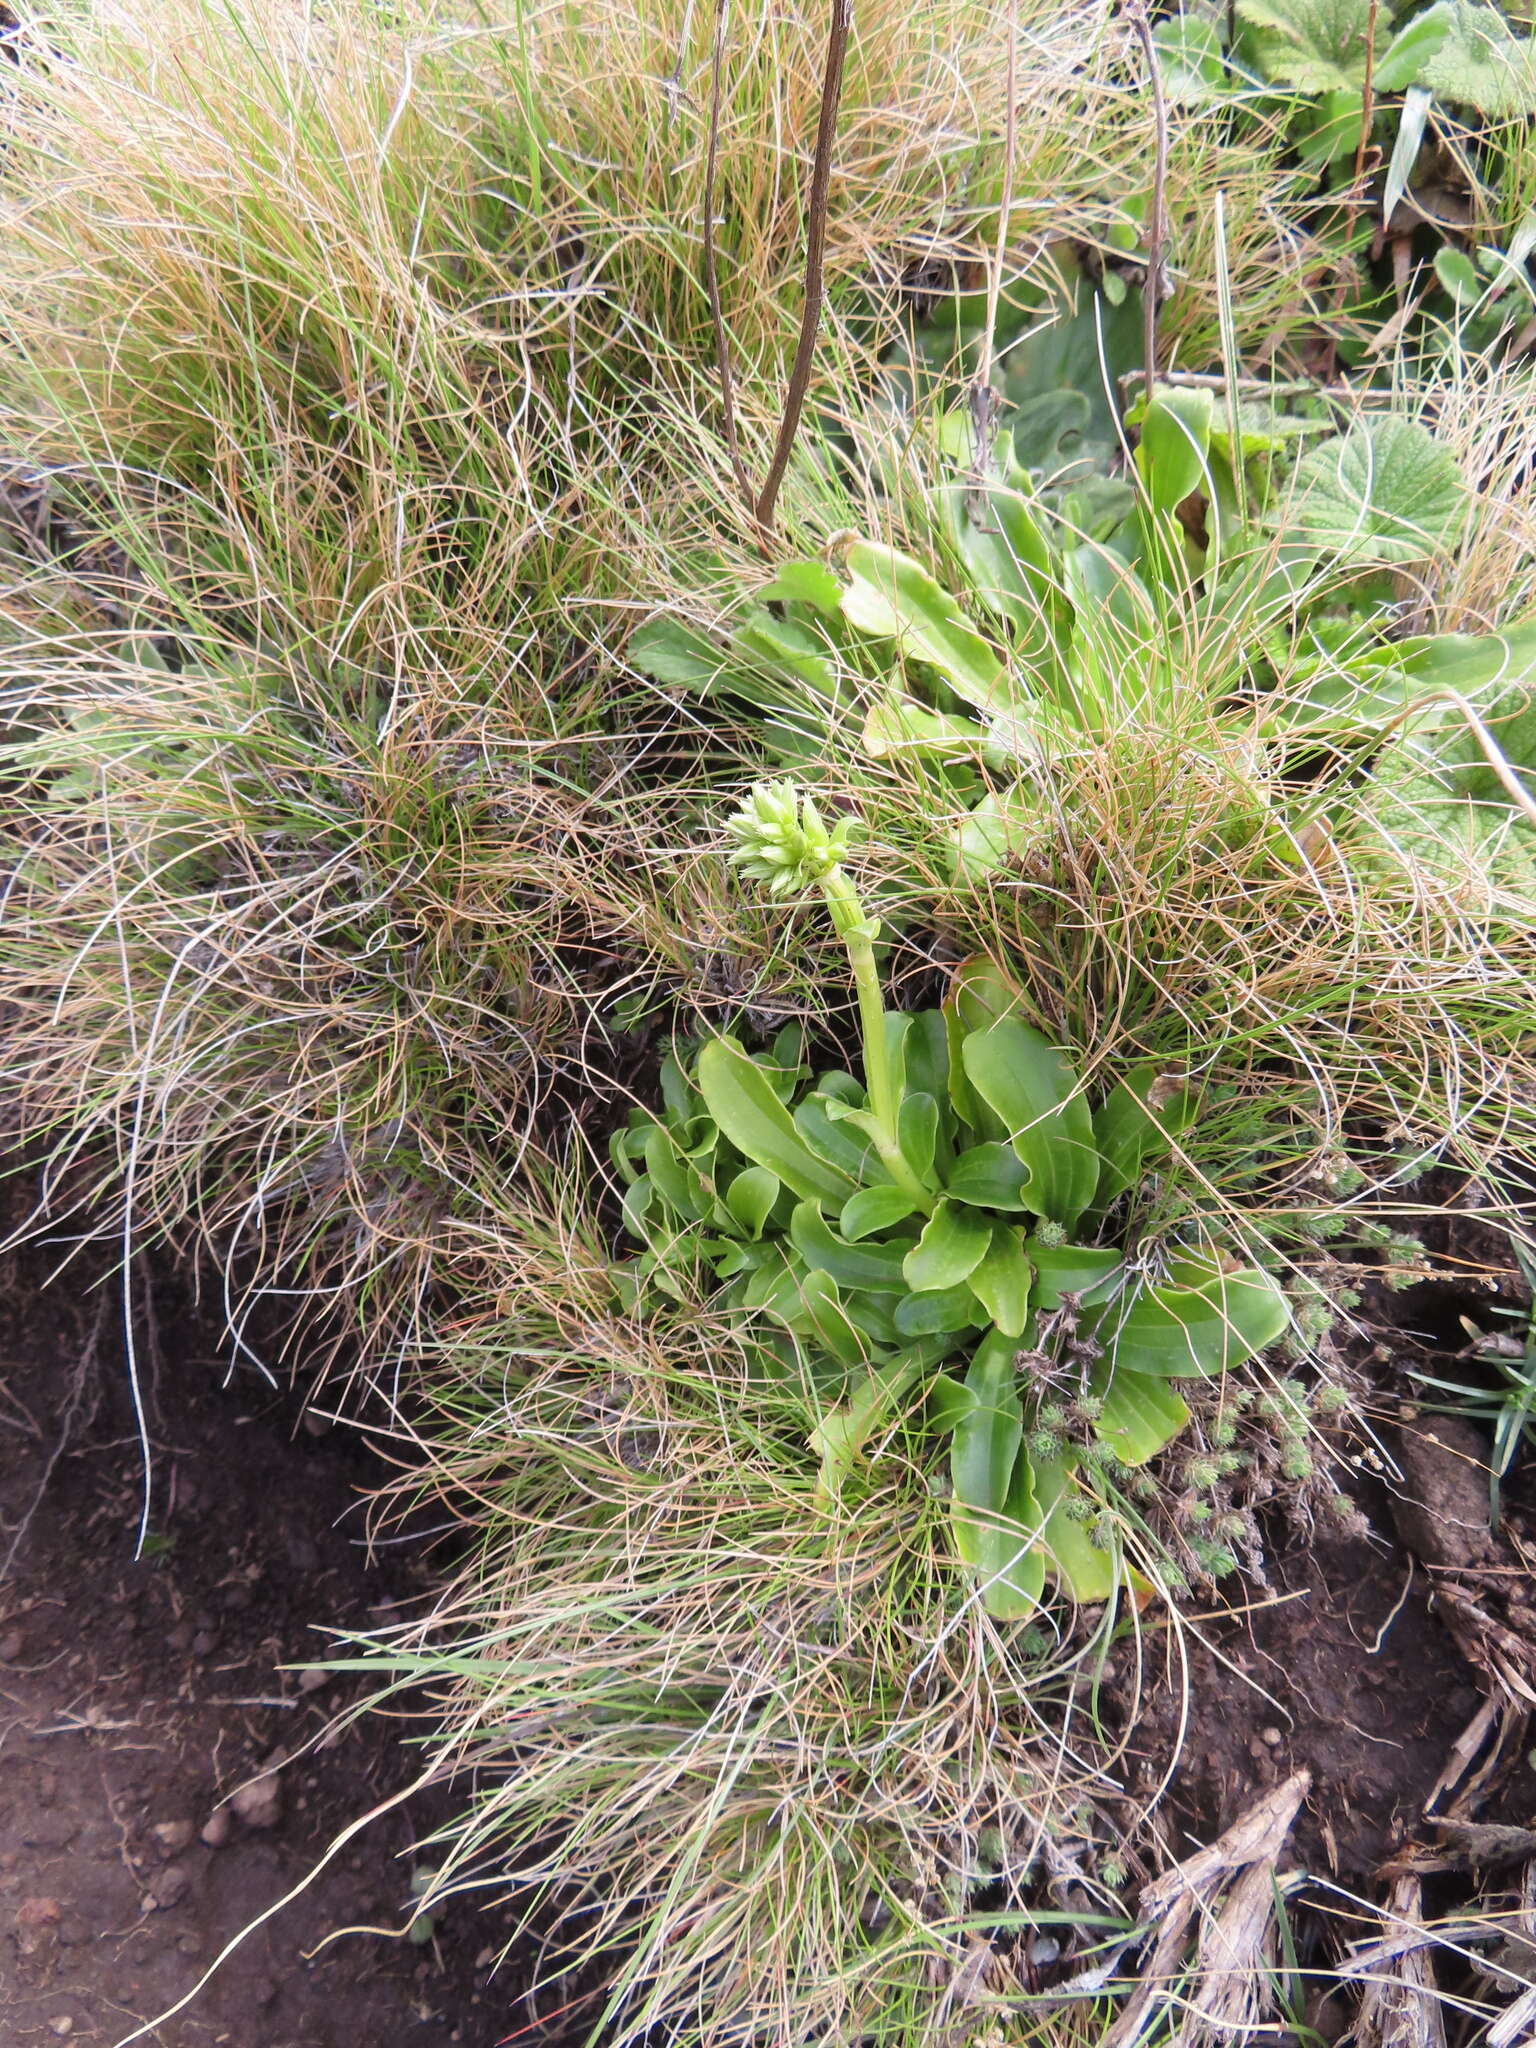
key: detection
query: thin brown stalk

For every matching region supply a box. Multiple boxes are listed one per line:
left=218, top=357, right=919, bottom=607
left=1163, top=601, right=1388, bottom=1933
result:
left=1352, top=0, right=1380, bottom=198
left=701, top=0, right=754, bottom=517
left=1125, top=0, right=1167, bottom=408
left=969, top=0, right=1017, bottom=486
left=754, top=0, right=852, bottom=535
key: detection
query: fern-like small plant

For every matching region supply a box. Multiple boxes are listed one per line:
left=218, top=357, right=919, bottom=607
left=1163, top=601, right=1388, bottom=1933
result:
left=612, top=785, right=1290, bottom=1619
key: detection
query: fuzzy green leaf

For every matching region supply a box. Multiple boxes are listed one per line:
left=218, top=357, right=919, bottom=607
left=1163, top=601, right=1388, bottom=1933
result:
left=1238, top=0, right=1385, bottom=91
left=1288, top=416, right=1465, bottom=565
left=1381, top=1, right=1536, bottom=113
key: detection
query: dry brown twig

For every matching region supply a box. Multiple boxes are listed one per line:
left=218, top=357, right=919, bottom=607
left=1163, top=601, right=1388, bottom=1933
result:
left=1122, top=0, right=1168, bottom=408
left=755, top=0, right=852, bottom=533
left=1104, top=1771, right=1311, bottom=2048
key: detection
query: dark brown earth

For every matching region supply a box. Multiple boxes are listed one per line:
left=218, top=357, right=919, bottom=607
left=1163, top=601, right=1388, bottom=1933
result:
left=0, top=1194, right=524, bottom=2048
left=1122, top=1220, right=1536, bottom=2029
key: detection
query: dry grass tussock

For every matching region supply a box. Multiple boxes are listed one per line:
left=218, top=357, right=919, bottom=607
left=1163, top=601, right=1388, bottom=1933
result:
left=355, top=1213, right=1166, bottom=2048
left=0, top=0, right=1317, bottom=1374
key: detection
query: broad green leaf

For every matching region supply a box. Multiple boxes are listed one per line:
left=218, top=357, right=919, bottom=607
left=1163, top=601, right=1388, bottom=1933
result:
left=945, top=1141, right=1033, bottom=1210
left=725, top=1166, right=778, bottom=1239
left=811, top=1353, right=926, bottom=1501
left=620, top=1173, right=656, bottom=1239
left=949, top=1335, right=1046, bottom=1619
left=841, top=1185, right=920, bottom=1239
left=904, top=1010, right=950, bottom=1103
left=698, top=1038, right=854, bottom=1203
left=959, top=1454, right=1047, bottom=1620
left=837, top=538, right=1011, bottom=714
left=862, top=695, right=986, bottom=762
left=757, top=558, right=844, bottom=612
left=843, top=1293, right=903, bottom=1347
left=961, top=1019, right=1100, bottom=1227
left=1091, top=1067, right=1197, bottom=1214
left=1031, top=1451, right=1154, bottom=1607
left=1103, top=1258, right=1290, bottom=1378
left=943, top=955, right=1025, bottom=1134
left=659, top=1048, right=702, bottom=1131
left=928, top=1371, right=975, bottom=1434
left=968, top=1224, right=1034, bottom=1337
left=950, top=1329, right=1023, bottom=1517
left=1136, top=388, right=1215, bottom=519
left=794, top=1093, right=883, bottom=1184
left=790, top=1202, right=913, bottom=1292
left=904, top=1199, right=993, bottom=1293
left=629, top=616, right=723, bottom=690
left=1094, top=1367, right=1191, bottom=1466
left=896, top=1090, right=941, bottom=1188
left=1027, top=1240, right=1125, bottom=1310
left=733, top=615, right=838, bottom=696
left=1288, top=417, right=1466, bottom=566
left=954, top=784, right=1044, bottom=883
left=894, top=1284, right=985, bottom=1338
left=782, top=1265, right=866, bottom=1368
left=643, top=1125, right=709, bottom=1222
left=935, top=479, right=1061, bottom=652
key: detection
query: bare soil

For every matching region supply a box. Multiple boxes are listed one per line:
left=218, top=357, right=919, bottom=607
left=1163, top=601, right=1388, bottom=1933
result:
left=0, top=1199, right=521, bottom=2048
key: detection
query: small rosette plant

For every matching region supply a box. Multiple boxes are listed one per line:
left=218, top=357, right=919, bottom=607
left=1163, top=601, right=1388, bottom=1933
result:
left=612, top=784, right=1289, bottom=1620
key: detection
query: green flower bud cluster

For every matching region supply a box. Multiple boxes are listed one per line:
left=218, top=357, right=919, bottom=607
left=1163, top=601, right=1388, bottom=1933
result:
left=724, top=781, right=854, bottom=896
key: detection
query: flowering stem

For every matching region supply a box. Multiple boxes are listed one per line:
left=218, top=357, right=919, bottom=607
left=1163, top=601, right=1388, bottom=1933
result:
left=820, top=868, right=932, bottom=1209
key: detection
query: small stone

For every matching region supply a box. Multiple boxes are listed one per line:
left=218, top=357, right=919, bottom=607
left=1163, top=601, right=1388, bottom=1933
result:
left=1260, top=1725, right=1284, bottom=1747
left=177, top=1933, right=201, bottom=1956
left=166, top=1622, right=194, bottom=1652
left=14, top=1897, right=62, bottom=1957
left=190, top=1629, right=220, bottom=1659
left=230, top=1769, right=283, bottom=1831
left=151, top=1820, right=195, bottom=1857
left=48, top=2017, right=73, bottom=2038
left=199, top=1809, right=232, bottom=1849
left=298, top=1667, right=328, bottom=1694
left=0, top=1630, right=24, bottom=1663
left=149, top=1863, right=192, bottom=1911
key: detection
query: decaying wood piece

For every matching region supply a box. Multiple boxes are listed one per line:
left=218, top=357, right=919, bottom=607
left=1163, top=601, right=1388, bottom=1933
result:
left=1348, top=1873, right=1449, bottom=2048
left=1103, top=1771, right=1311, bottom=2048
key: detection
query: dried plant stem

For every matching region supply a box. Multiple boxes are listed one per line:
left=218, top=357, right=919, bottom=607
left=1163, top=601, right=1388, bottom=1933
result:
left=1125, top=0, right=1167, bottom=407
left=701, top=0, right=754, bottom=517
left=969, top=0, right=1017, bottom=483
left=754, top=0, right=852, bottom=535
left=1352, top=0, right=1380, bottom=197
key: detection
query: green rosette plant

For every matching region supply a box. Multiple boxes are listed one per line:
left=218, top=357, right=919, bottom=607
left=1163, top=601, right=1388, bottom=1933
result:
left=611, top=783, right=1290, bottom=1620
